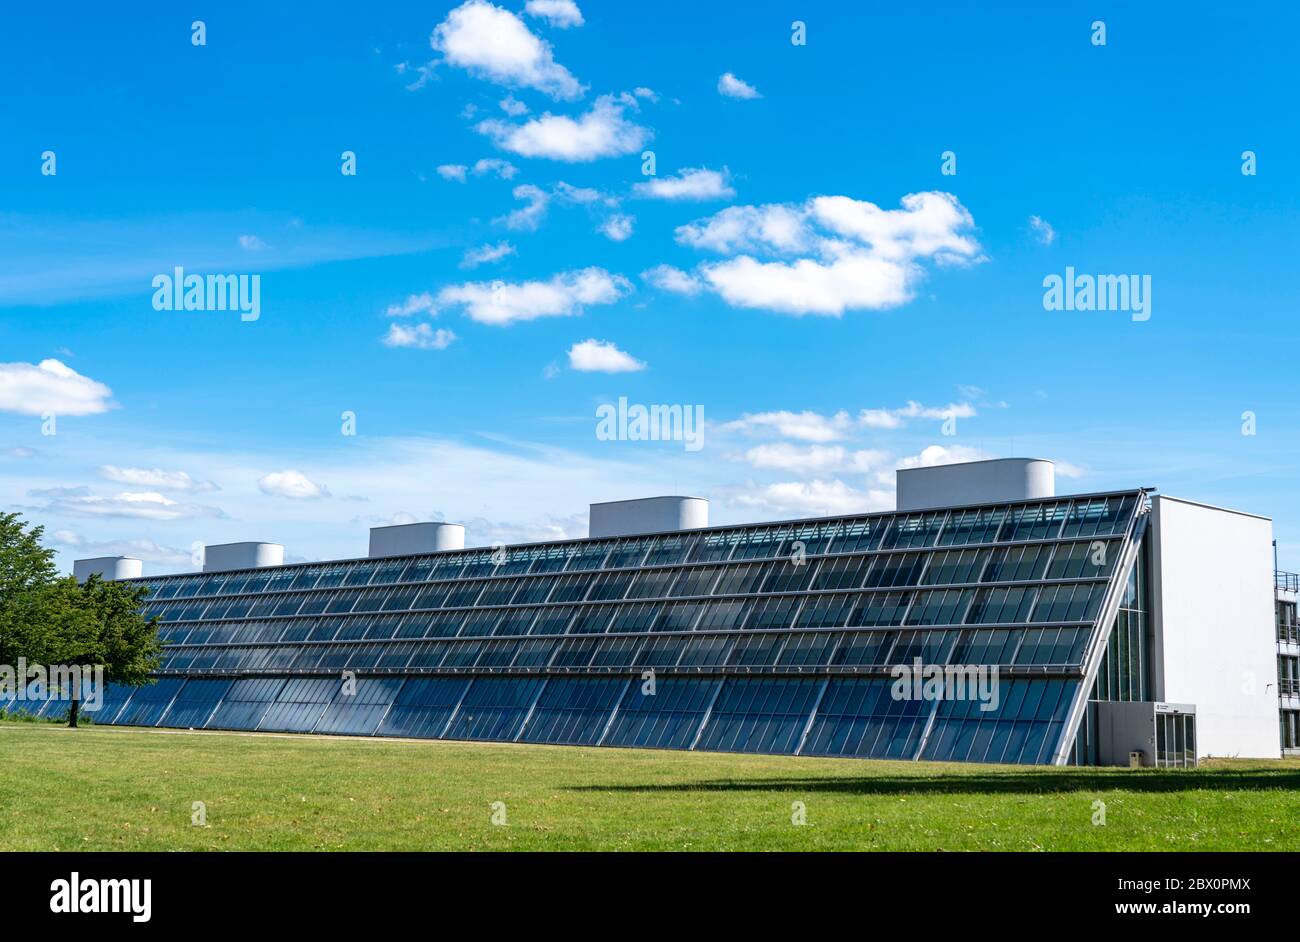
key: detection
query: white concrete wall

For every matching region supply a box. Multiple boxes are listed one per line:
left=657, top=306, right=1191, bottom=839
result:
left=896, top=458, right=1055, bottom=511
left=589, top=496, right=708, bottom=538
left=369, top=522, right=465, bottom=557
left=1149, top=496, right=1278, bottom=758
left=73, top=556, right=143, bottom=582
left=203, top=542, right=284, bottom=572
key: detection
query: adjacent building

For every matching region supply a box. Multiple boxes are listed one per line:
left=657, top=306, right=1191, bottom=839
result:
left=38, top=458, right=1283, bottom=766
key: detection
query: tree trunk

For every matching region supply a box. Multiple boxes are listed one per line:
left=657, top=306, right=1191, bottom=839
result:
left=68, top=693, right=79, bottom=729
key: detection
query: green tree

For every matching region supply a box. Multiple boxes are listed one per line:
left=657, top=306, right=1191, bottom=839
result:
left=41, top=575, right=163, bottom=727
left=0, top=513, right=59, bottom=669
left=0, top=513, right=162, bottom=727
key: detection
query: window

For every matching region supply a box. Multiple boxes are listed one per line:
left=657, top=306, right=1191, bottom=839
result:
left=966, top=587, right=1036, bottom=624
left=998, top=503, right=1068, bottom=542
left=864, top=553, right=926, bottom=588
left=811, top=555, right=872, bottom=591
left=881, top=513, right=945, bottom=549
left=983, top=544, right=1051, bottom=583
left=922, top=549, right=989, bottom=586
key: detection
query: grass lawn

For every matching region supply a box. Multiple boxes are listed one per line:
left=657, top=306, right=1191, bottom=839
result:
left=2, top=721, right=1298, bottom=851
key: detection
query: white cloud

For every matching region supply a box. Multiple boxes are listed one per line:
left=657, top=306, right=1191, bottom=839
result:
left=437, top=164, right=469, bottom=182
left=496, top=183, right=551, bottom=230
left=436, top=267, right=631, bottom=325
left=477, top=94, right=650, bottom=162
left=810, top=192, right=981, bottom=264
left=895, top=444, right=996, bottom=470
left=859, top=401, right=977, bottom=428
left=675, top=203, right=813, bottom=254
left=641, top=264, right=703, bottom=295
left=525, top=0, right=584, bottom=28
left=700, top=251, right=911, bottom=315
left=385, top=292, right=438, bottom=317
left=633, top=87, right=659, bottom=102
left=432, top=0, right=584, bottom=100
left=658, top=192, right=982, bottom=316
left=723, top=409, right=854, bottom=443
left=553, top=181, right=604, bottom=204
left=0, top=359, right=114, bottom=416
left=40, top=490, right=223, bottom=521
left=99, top=466, right=219, bottom=493
left=472, top=157, right=519, bottom=179
left=633, top=167, right=735, bottom=201
left=499, top=95, right=529, bottom=116
left=382, top=323, right=458, bottom=350
left=258, top=470, right=330, bottom=500
left=1029, top=215, right=1056, bottom=245
left=1053, top=459, right=1088, bottom=478
left=461, top=241, right=517, bottom=268
left=51, top=530, right=193, bottom=566
left=741, top=444, right=891, bottom=474
left=735, top=480, right=894, bottom=516
left=238, top=234, right=268, bottom=251
left=599, top=214, right=634, bottom=241
left=568, top=339, right=645, bottom=373
left=717, top=72, right=761, bottom=99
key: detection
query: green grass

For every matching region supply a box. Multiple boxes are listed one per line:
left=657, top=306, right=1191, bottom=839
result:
left=2, top=721, right=1298, bottom=851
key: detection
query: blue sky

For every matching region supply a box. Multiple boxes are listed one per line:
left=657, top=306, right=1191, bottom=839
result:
left=3, top=0, right=1299, bottom=574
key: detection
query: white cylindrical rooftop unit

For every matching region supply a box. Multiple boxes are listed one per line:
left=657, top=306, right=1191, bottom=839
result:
left=589, top=496, right=709, bottom=539
left=203, top=542, right=284, bottom=572
left=895, top=458, right=1055, bottom=512
left=73, top=556, right=143, bottom=583
left=368, top=522, right=466, bottom=558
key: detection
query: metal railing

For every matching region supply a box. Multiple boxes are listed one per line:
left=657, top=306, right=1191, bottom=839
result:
left=1277, top=571, right=1299, bottom=593
left=1281, top=678, right=1300, bottom=698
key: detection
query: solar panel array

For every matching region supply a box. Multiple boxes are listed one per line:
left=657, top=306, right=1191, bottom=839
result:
left=45, top=490, right=1145, bottom=764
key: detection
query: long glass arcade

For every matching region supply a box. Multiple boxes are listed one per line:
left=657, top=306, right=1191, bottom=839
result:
left=62, top=491, right=1145, bottom=765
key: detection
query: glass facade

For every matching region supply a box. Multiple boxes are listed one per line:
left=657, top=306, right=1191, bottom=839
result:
left=86, top=490, right=1147, bottom=764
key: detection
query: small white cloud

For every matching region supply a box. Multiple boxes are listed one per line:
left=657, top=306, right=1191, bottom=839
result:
left=0, top=359, right=114, bottom=417
left=1029, top=215, right=1056, bottom=245
left=495, top=183, right=551, bottom=230
left=499, top=95, right=530, bottom=116
left=258, top=469, right=330, bottom=500
left=599, top=214, right=635, bottom=241
left=568, top=338, right=645, bottom=372
left=382, top=323, right=458, bottom=350
left=432, top=0, right=584, bottom=100
left=437, top=267, right=631, bottom=326
left=472, top=157, right=519, bottom=179
left=665, top=191, right=982, bottom=316
left=99, top=466, right=219, bottom=493
left=437, top=164, right=469, bottom=182
left=724, top=410, right=854, bottom=443
left=718, top=72, right=761, bottom=99
left=895, top=444, right=996, bottom=470
left=633, top=166, right=735, bottom=201
left=51, top=530, right=194, bottom=566
left=40, top=490, right=223, bottom=521
left=238, top=234, right=268, bottom=251
left=736, top=480, right=893, bottom=516
left=633, top=86, right=659, bottom=102
left=524, top=0, right=584, bottom=28
left=461, top=241, right=517, bottom=268
left=741, top=444, right=890, bottom=474
left=859, top=401, right=977, bottom=429
left=641, top=264, right=703, bottom=295
left=385, top=292, right=438, bottom=317
left=477, top=94, right=651, bottom=162
left=553, top=181, right=604, bottom=204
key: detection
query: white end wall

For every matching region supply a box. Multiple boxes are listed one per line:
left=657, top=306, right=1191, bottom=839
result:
left=1149, top=496, right=1278, bottom=759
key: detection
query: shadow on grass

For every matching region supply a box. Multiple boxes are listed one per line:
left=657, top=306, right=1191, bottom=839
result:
left=571, top=767, right=1300, bottom=796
